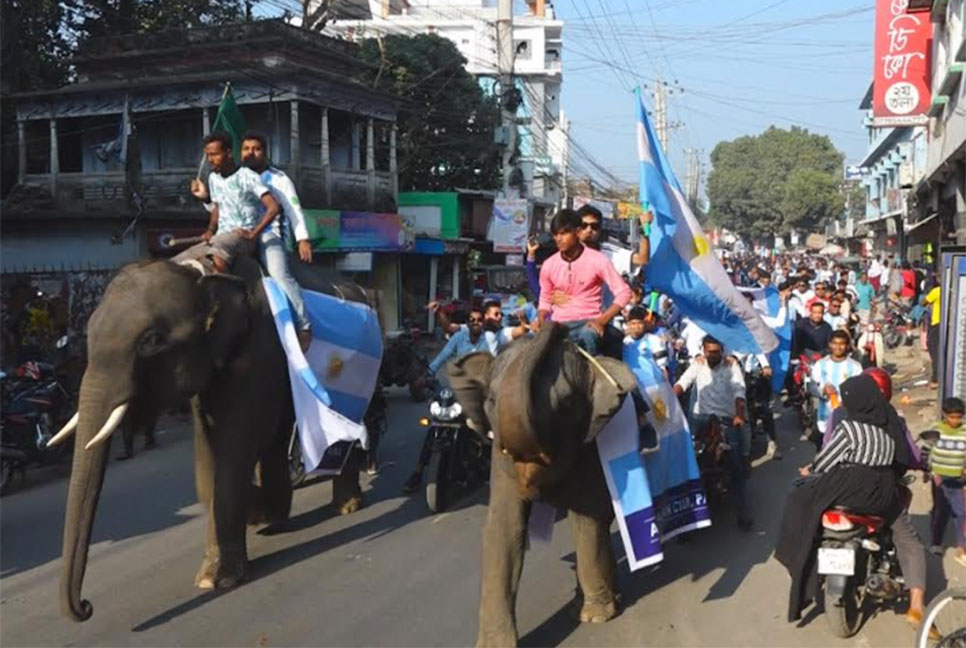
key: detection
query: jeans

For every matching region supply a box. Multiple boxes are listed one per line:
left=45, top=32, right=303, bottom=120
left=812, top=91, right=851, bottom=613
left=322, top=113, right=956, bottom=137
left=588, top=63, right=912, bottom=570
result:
left=931, top=478, right=966, bottom=548
left=562, top=319, right=601, bottom=356
left=259, top=231, right=309, bottom=332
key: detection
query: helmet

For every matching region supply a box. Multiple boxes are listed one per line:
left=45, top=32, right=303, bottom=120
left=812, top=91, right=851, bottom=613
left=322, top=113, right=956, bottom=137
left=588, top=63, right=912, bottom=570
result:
left=863, top=367, right=893, bottom=402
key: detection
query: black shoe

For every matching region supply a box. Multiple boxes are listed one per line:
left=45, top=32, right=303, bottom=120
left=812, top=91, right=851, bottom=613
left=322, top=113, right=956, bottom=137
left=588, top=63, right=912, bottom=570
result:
left=401, top=472, right=422, bottom=494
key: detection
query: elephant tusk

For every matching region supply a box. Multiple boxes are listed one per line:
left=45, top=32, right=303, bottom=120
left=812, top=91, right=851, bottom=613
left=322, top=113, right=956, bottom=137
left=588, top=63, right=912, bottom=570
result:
left=84, top=403, right=129, bottom=450
left=46, top=412, right=79, bottom=447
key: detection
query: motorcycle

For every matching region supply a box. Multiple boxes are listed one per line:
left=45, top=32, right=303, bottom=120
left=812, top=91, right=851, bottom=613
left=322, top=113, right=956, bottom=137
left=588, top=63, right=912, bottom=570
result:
left=380, top=329, right=433, bottom=402
left=690, top=415, right=734, bottom=504
left=788, top=352, right=821, bottom=437
left=857, top=320, right=885, bottom=369
left=883, top=308, right=914, bottom=349
left=817, top=477, right=914, bottom=638
left=744, top=365, right=772, bottom=438
left=0, top=355, right=74, bottom=495
left=418, top=385, right=490, bottom=513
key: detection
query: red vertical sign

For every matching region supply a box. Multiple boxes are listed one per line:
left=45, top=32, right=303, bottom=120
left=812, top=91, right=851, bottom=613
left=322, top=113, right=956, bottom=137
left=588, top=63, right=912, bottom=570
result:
left=873, top=0, right=932, bottom=127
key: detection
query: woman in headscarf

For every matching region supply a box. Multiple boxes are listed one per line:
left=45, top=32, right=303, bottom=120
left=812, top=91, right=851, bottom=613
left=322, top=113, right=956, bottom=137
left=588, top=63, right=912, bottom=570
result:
left=775, top=374, right=903, bottom=622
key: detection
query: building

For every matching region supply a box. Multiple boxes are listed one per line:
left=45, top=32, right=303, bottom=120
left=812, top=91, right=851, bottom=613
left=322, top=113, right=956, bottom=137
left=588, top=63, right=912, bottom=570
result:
left=856, top=82, right=928, bottom=258
left=320, top=0, right=568, bottom=205
left=906, top=0, right=966, bottom=258
left=2, top=19, right=421, bottom=342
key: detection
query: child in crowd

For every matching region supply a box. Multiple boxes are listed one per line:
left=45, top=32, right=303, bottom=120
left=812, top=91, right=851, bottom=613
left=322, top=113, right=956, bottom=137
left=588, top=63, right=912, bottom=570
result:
left=925, top=397, right=966, bottom=566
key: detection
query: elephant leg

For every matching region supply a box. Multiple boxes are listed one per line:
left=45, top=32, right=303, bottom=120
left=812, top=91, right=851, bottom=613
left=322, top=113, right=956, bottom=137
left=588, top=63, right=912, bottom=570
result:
left=332, top=444, right=364, bottom=515
left=192, top=399, right=222, bottom=589
left=208, top=449, right=257, bottom=589
left=476, top=457, right=529, bottom=648
left=569, top=508, right=619, bottom=624
left=252, top=435, right=293, bottom=525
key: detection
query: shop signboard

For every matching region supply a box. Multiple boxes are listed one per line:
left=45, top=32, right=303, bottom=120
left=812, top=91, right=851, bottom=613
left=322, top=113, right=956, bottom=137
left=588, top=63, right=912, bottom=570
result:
left=939, top=250, right=966, bottom=405
left=305, top=209, right=415, bottom=252
left=872, top=0, right=932, bottom=127
left=488, top=198, right=530, bottom=253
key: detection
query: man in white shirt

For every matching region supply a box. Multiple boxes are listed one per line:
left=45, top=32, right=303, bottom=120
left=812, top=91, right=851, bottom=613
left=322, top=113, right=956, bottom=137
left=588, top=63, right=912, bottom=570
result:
left=868, top=256, right=883, bottom=293
left=240, top=132, right=314, bottom=350
left=673, top=335, right=752, bottom=530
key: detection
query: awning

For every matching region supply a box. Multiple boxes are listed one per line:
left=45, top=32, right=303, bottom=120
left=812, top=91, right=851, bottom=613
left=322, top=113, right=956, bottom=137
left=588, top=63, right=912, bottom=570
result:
left=904, top=213, right=938, bottom=233
left=904, top=213, right=940, bottom=243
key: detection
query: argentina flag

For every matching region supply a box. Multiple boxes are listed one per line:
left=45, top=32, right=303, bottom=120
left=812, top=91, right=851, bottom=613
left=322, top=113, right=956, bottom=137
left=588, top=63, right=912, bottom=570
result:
left=262, top=278, right=382, bottom=473
left=635, top=88, right=777, bottom=354
left=738, top=285, right=792, bottom=393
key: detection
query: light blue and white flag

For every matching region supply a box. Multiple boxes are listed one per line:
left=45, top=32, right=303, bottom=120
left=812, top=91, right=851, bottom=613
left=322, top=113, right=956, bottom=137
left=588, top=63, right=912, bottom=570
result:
left=635, top=88, right=777, bottom=355
left=262, top=278, right=382, bottom=473
left=595, top=344, right=711, bottom=571
left=738, top=285, right=792, bottom=393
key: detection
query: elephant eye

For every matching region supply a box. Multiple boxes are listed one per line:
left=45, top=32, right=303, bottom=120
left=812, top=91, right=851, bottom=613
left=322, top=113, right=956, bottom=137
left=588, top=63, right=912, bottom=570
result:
left=138, top=329, right=168, bottom=356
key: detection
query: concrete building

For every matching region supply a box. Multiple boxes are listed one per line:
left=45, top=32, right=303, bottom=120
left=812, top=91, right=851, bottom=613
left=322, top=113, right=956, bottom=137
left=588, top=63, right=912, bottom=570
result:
left=907, top=0, right=966, bottom=256
left=856, top=82, right=928, bottom=258
left=319, top=0, right=568, bottom=204
left=2, top=20, right=423, bottom=339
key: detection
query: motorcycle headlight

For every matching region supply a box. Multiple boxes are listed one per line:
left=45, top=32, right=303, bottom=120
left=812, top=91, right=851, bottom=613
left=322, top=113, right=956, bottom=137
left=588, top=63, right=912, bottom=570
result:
left=430, top=401, right=442, bottom=417
left=437, top=402, right=463, bottom=421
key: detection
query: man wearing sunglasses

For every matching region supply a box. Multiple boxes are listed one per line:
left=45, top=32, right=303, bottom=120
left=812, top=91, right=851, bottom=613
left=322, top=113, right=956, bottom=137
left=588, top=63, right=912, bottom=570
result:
left=425, top=307, right=490, bottom=376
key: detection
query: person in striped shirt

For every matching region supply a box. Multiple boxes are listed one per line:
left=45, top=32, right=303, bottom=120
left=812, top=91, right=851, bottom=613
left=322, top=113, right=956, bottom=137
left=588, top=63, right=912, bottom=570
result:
left=925, top=398, right=966, bottom=566
left=809, top=330, right=862, bottom=441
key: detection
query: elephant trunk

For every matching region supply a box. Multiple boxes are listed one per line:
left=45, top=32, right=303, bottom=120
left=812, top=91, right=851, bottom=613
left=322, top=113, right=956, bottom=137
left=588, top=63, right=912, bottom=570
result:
left=59, top=369, right=128, bottom=622
left=497, top=323, right=567, bottom=458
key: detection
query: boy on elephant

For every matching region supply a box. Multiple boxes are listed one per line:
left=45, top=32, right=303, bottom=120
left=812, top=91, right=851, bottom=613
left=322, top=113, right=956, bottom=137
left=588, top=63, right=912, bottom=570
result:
left=178, top=132, right=281, bottom=275
left=534, top=209, right=631, bottom=356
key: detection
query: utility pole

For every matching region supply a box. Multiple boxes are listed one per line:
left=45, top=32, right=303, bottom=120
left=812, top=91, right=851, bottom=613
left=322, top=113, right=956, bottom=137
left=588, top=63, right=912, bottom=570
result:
left=654, top=77, right=668, bottom=154
left=684, top=148, right=701, bottom=206
left=497, top=0, right=517, bottom=196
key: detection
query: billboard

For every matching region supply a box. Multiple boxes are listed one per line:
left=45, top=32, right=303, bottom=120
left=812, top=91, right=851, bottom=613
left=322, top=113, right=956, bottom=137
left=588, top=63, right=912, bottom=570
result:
left=488, top=198, right=530, bottom=253
left=872, top=0, right=932, bottom=127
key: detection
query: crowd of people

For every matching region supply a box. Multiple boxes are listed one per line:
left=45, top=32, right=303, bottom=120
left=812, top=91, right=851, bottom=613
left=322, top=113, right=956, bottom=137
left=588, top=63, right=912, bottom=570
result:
left=415, top=207, right=962, bottom=635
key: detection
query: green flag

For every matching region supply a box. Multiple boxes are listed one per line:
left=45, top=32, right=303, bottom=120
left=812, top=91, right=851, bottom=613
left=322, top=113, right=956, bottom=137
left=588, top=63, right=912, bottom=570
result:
left=211, top=84, right=247, bottom=162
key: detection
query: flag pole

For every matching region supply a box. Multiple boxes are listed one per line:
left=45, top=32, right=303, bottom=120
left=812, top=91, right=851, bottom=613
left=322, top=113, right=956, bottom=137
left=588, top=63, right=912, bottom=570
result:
left=196, top=82, right=232, bottom=179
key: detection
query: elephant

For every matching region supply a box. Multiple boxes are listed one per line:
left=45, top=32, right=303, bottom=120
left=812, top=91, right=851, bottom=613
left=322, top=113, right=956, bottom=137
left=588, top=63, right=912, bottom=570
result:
left=447, top=323, right=638, bottom=647
left=50, top=256, right=369, bottom=622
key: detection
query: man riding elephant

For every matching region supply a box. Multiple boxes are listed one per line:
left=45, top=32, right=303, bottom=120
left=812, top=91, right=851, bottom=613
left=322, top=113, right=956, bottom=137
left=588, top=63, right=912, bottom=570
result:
left=448, top=323, right=638, bottom=647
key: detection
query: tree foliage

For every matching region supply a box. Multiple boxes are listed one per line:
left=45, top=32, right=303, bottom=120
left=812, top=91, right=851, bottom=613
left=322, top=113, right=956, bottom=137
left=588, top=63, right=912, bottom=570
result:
left=707, top=126, right=845, bottom=239
left=358, top=33, right=501, bottom=192
left=66, top=0, right=253, bottom=42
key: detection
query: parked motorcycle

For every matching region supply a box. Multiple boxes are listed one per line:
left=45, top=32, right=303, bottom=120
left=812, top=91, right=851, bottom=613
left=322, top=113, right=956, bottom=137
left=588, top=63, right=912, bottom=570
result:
left=883, top=309, right=914, bottom=349
left=817, top=477, right=914, bottom=638
left=418, top=385, right=490, bottom=513
left=380, top=330, right=433, bottom=402
left=0, top=355, right=74, bottom=495
left=857, top=320, right=885, bottom=369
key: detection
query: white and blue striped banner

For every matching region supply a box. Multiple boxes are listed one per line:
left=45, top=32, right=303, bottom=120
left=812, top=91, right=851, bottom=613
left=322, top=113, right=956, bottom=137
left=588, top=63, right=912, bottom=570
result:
left=636, top=88, right=777, bottom=355
left=262, top=278, right=382, bottom=473
left=596, top=348, right=711, bottom=571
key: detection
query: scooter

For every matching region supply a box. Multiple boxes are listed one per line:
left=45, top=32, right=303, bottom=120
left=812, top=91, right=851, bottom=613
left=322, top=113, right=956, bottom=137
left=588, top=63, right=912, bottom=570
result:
left=857, top=320, right=885, bottom=369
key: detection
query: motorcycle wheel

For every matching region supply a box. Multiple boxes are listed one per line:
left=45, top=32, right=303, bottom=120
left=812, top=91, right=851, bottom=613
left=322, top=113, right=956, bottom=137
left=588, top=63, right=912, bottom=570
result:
left=824, top=580, right=863, bottom=638
left=425, top=448, right=451, bottom=513
left=288, top=430, right=307, bottom=488
left=0, top=457, right=17, bottom=496
left=884, top=330, right=901, bottom=349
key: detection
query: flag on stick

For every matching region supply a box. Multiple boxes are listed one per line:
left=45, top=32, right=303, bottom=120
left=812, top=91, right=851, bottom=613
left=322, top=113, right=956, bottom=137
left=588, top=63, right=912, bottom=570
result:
left=635, top=87, right=777, bottom=354
left=198, top=84, right=248, bottom=177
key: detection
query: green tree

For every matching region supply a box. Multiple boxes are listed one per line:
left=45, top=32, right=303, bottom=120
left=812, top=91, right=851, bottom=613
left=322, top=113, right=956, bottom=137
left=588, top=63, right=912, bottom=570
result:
left=707, top=126, right=844, bottom=239
left=358, top=33, right=501, bottom=192
left=67, top=0, right=254, bottom=42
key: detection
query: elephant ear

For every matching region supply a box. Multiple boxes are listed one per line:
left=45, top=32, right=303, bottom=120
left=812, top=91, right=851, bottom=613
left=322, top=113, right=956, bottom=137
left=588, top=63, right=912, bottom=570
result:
left=585, top=356, right=638, bottom=442
left=199, top=274, right=251, bottom=371
left=447, top=351, right=495, bottom=435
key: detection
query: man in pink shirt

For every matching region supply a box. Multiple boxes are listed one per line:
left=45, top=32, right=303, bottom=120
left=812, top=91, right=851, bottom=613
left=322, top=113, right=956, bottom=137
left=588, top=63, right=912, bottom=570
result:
left=535, top=209, right=631, bottom=355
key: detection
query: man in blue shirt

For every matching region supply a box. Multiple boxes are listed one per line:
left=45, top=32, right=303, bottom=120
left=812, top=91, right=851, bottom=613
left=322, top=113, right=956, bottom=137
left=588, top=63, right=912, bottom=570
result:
left=854, top=271, right=876, bottom=323
left=426, top=307, right=489, bottom=375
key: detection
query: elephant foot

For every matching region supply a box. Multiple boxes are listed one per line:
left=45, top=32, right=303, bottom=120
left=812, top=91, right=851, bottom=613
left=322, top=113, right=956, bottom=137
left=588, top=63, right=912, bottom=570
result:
left=338, top=495, right=363, bottom=515
left=194, top=554, right=245, bottom=590
left=578, top=598, right=618, bottom=624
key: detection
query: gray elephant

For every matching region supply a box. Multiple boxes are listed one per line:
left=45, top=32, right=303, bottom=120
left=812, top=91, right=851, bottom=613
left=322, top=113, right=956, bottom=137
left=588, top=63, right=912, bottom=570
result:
left=447, top=323, right=638, bottom=647
left=49, top=256, right=368, bottom=622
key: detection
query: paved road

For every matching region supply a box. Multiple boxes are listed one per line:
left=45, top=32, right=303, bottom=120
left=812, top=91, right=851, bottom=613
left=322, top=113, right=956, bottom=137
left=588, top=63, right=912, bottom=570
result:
left=1, top=391, right=962, bottom=647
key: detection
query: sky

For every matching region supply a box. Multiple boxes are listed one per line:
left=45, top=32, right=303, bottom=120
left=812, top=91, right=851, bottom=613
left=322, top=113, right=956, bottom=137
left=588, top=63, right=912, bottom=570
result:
left=555, top=0, right=876, bottom=189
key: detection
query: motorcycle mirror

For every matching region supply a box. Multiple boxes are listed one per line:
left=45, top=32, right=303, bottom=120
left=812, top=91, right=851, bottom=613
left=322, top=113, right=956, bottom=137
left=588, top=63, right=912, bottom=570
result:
left=918, top=429, right=940, bottom=443
left=56, top=335, right=68, bottom=349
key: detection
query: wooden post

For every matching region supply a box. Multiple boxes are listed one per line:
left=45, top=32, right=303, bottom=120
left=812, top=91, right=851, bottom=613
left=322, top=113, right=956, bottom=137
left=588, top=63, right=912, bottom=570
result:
left=366, top=117, right=375, bottom=208
left=202, top=107, right=211, bottom=136
left=17, top=119, right=26, bottom=184
left=390, top=122, right=398, bottom=202
left=321, top=107, right=331, bottom=204
left=49, top=117, right=58, bottom=197
left=451, top=256, right=460, bottom=300
left=290, top=100, right=300, bottom=186
left=351, top=119, right=361, bottom=170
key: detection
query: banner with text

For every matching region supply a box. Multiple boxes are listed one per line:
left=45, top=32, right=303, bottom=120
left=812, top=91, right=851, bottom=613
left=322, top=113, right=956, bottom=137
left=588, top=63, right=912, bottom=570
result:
left=488, top=198, right=530, bottom=253
left=873, top=0, right=932, bottom=127
left=304, top=209, right=415, bottom=252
